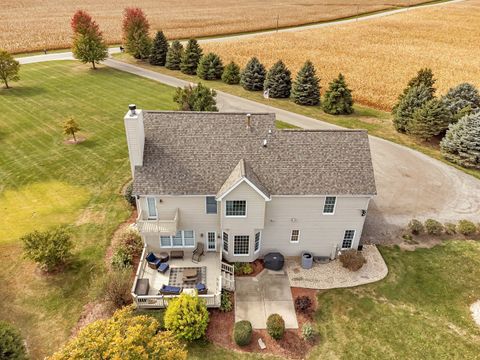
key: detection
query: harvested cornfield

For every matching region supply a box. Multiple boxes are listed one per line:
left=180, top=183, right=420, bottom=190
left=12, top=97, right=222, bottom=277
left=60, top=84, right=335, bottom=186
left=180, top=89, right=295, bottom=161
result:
left=202, top=0, right=480, bottom=110
left=2, top=0, right=428, bottom=54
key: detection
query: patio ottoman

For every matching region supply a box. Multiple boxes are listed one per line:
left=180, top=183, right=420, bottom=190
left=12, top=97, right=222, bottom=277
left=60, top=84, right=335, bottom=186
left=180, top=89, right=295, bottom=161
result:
left=170, top=250, right=184, bottom=259
left=158, top=262, right=169, bottom=274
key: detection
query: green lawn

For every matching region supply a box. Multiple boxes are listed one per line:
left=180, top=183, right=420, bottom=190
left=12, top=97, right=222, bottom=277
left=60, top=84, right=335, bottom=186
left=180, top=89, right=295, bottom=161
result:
left=0, top=61, right=176, bottom=359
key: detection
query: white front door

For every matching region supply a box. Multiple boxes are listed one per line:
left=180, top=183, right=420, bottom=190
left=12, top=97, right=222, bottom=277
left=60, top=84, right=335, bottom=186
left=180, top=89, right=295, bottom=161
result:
left=207, top=231, right=216, bottom=251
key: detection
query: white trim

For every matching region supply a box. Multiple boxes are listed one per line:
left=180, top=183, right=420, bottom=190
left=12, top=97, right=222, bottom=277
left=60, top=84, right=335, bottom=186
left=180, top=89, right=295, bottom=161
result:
left=225, top=200, right=247, bottom=218
left=254, top=231, right=261, bottom=253
left=290, top=229, right=300, bottom=243
left=159, top=230, right=196, bottom=248
left=207, top=231, right=217, bottom=251
left=322, top=196, right=337, bottom=215
left=341, top=229, right=356, bottom=249
left=233, top=235, right=250, bottom=256
left=146, top=197, right=158, bottom=219
left=216, top=177, right=271, bottom=201
left=270, top=194, right=375, bottom=198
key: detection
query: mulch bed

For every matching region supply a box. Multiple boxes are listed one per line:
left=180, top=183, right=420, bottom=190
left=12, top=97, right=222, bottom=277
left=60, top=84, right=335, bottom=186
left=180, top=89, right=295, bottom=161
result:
left=235, top=259, right=265, bottom=277
left=63, top=136, right=86, bottom=145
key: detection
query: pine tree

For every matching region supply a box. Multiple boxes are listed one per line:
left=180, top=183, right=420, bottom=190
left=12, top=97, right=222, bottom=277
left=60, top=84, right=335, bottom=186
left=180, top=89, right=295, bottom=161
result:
left=180, top=39, right=203, bottom=75
left=408, top=98, right=450, bottom=140
left=292, top=60, right=320, bottom=106
left=149, top=31, right=169, bottom=66
left=173, top=83, right=218, bottom=112
left=240, top=57, right=266, bottom=91
left=393, top=84, right=433, bottom=132
left=323, top=73, right=354, bottom=115
left=263, top=60, right=291, bottom=98
left=441, top=83, right=480, bottom=122
left=165, top=40, right=183, bottom=70
left=196, top=53, right=224, bottom=80
left=440, top=112, right=480, bottom=169
left=222, top=61, right=241, bottom=85
left=122, top=8, right=151, bottom=60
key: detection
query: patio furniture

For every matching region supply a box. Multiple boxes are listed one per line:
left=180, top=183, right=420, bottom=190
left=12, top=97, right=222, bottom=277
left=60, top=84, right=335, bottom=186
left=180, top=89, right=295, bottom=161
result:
left=158, top=252, right=170, bottom=263
left=159, top=285, right=182, bottom=295
left=170, top=250, right=184, bottom=259
left=195, top=283, right=207, bottom=295
left=158, top=262, right=169, bottom=274
left=146, top=252, right=162, bottom=269
left=192, top=242, right=204, bottom=263
left=135, top=278, right=149, bottom=296
left=264, top=252, right=284, bottom=271
left=182, top=268, right=198, bottom=283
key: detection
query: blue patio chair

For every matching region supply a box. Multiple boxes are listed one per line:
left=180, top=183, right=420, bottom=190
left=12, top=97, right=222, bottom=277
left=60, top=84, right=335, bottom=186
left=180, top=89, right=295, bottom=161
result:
left=159, top=285, right=182, bottom=295
left=146, top=252, right=161, bottom=269
left=195, top=283, right=207, bottom=294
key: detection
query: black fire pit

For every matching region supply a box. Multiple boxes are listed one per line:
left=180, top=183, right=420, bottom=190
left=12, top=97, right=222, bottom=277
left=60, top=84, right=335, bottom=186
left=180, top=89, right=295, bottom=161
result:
left=264, top=252, right=285, bottom=271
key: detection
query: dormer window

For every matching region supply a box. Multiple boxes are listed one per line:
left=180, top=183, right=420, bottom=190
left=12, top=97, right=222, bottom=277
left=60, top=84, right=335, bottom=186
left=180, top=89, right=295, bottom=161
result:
left=226, top=200, right=246, bottom=217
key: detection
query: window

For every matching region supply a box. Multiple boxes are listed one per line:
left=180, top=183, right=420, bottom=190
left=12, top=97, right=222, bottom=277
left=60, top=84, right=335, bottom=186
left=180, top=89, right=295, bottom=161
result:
left=223, top=232, right=229, bottom=253
left=254, top=231, right=261, bottom=253
left=160, top=230, right=195, bottom=248
left=207, top=232, right=216, bottom=251
left=290, top=230, right=300, bottom=243
left=234, top=235, right=249, bottom=255
left=147, top=197, right=157, bottom=219
left=342, top=230, right=355, bottom=249
left=206, top=196, right=217, bottom=214
left=323, top=196, right=336, bottom=214
left=226, top=200, right=246, bottom=217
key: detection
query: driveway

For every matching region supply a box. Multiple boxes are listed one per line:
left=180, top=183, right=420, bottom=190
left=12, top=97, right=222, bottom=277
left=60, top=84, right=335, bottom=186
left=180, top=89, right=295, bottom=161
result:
left=235, top=270, right=298, bottom=329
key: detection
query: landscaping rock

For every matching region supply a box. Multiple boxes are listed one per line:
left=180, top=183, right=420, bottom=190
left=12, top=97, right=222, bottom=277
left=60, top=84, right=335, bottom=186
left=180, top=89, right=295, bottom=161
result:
left=258, top=337, right=266, bottom=350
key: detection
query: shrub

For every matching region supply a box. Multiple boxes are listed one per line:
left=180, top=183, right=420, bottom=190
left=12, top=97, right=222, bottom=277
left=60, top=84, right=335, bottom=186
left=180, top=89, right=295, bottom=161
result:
left=22, top=227, right=73, bottom=272
left=234, top=262, right=253, bottom=275
left=408, top=98, right=451, bottom=140
left=102, top=268, right=132, bottom=309
left=122, top=7, right=151, bottom=60
left=444, top=222, right=457, bottom=235
left=294, top=296, right=313, bottom=314
left=222, top=61, right=241, bottom=84
left=457, top=220, right=477, bottom=236
left=233, top=320, right=252, bottom=346
left=339, top=249, right=366, bottom=271
left=266, top=313, right=285, bottom=340
left=119, top=229, right=142, bottom=256
left=180, top=39, right=203, bottom=75
left=149, top=30, right=168, bottom=66
left=197, top=52, right=224, bottom=80
left=408, top=219, right=424, bottom=235
left=264, top=60, right=292, bottom=98
left=0, top=321, right=27, bottom=360
left=393, top=84, right=434, bottom=133
left=441, top=83, right=480, bottom=121
left=50, top=306, right=187, bottom=360
left=424, top=219, right=444, bottom=235
left=220, top=290, right=233, bottom=312
left=301, top=322, right=316, bottom=341
left=322, top=73, right=353, bottom=115
left=135, top=309, right=165, bottom=330
left=165, top=40, right=183, bottom=70
left=111, top=245, right=133, bottom=269
left=292, top=60, right=321, bottom=106
left=123, top=182, right=136, bottom=207
left=164, top=293, right=209, bottom=341
left=241, top=57, right=266, bottom=91
left=173, top=83, right=218, bottom=112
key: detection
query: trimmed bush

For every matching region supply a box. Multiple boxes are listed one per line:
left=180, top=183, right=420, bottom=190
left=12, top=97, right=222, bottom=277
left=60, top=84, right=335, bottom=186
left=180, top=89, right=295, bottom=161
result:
left=103, top=268, right=133, bottom=309
left=180, top=39, right=203, bottom=75
left=301, top=322, right=316, bottom=341
left=444, top=222, right=457, bottom=235
left=164, top=293, right=209, bottom=341
left=424, top=219, right=444, bottom=235
left=264, top=60, right=292, bottom=98
left=149, top=30, right=168, bottom=66
left=123, top=182, right=136, bottom=207
left=240, top=57, right=266, bottom=91
left=222, top=61, right=241, bottom=84
left=220, top=290, right=233, bottom=312
left=267, top=313, right=285, bottom=340
left=234, top=262, right=253, bottom=275
left=292, top=60, right=321, bottom=106
left=339, top=250, right=366, bottom=271
left=165, top=40, right=183, bottom=70
left=294, top=296, right=313, bottom=314
left=408, top=219, right=424, bottom=235
left=0, top=321, right=27, bottom=360
left=197, top=52, right=224, bottom=80
left=233, top=320, right=253, bottom=346
left=323, top=73, right=353, bottom=115
left=458, top=220, right=477, bottom=236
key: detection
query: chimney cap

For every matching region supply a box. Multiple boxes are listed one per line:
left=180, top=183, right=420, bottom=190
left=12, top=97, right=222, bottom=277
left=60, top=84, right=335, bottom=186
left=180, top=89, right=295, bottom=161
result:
left=128, top=104, right=137, bottom=116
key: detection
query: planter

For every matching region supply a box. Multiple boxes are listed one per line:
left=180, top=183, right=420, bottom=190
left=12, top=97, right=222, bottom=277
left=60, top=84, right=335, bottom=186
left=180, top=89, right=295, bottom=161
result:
left=301, top=252, right=313, bottom=269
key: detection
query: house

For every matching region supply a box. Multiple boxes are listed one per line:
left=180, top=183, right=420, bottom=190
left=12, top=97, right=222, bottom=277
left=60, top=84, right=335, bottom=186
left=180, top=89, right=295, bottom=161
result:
left=125, top=106, right=376, bottom=308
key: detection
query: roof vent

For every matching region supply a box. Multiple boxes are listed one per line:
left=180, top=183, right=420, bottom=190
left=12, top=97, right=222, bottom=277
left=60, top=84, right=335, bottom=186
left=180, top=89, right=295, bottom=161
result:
left=263, top=139, right=267, bottom=148
left=246, top=113, right=251, bottom=128
left=268, top=129, right=272, bottom=135
left=128, top=104, right=137, bottom=116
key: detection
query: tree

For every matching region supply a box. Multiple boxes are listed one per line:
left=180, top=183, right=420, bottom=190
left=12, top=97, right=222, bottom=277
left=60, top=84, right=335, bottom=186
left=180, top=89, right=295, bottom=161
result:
left=50, top=306, right=187, bottom=360
left=63, top=116, right=81, bottom=142
left=165, top=40, right=183, bottom=70
left=441, top=83, right=480, bottom=122
left=180, top=39, right=203, bottom=75
left=0, top=321, right=27, bottom=360
left=292, top=60, right=321, bottom=106
left=408, top=98, right=450, bottom=140
left=197, top=53, right=223, bottom=80
left=222, top=61, right=241, bottom=84
left=70, top=10, right=94, bottom=35
left=323, top=73, right=354, bottom=115
left=263, top=60, right=292, bottom=98
left=240, top=57, right=266, bottom=91
left=0, top=49, right=20, bottom=89
left=149, top=30, right=169, bottom=66
left=440, top=112, right=480, bottom=169
left=393, top=84, right=433, bottom=132
left=173, top=83, right=218, bottom=112
left=21, top=227, right=73, bottom=272
left=122, top=7, right=151, bottom=60
left=164, top=293, right=209, bottom=341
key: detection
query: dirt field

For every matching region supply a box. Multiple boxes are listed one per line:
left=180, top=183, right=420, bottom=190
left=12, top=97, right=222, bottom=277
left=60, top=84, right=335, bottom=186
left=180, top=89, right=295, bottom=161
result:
left=202, top=0, right=480, bottom=110
left=2, top=0, right=428, bottom=54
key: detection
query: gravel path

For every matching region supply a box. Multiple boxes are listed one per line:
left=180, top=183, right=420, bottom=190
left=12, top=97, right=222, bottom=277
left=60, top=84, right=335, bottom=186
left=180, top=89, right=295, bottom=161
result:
left=471, top=301, right=480, bottom=327
left=286, top=245, right=388, bottom=289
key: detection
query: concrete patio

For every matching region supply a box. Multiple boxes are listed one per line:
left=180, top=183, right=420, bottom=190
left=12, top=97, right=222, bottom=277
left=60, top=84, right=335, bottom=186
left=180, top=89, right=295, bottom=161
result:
left=235, top=270, right=298, bottom=329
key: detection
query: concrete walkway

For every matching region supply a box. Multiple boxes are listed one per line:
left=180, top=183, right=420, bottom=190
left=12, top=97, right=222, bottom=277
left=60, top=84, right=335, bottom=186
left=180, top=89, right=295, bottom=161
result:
left=235, top=270, right=298, bottom=329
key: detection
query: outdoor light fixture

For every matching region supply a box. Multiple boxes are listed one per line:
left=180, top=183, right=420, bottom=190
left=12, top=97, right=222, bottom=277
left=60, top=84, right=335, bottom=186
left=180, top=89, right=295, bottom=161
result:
left=361, top=209, right=367, bottom=216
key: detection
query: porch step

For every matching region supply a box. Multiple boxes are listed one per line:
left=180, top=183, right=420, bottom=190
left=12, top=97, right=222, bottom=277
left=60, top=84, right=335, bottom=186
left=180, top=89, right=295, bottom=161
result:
left=221, top=270, right=235, bottom=291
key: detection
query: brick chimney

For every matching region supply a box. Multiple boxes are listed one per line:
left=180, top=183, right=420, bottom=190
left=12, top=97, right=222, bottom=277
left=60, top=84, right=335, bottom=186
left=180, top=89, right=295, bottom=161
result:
left=124, top=104, right=145, bottom=176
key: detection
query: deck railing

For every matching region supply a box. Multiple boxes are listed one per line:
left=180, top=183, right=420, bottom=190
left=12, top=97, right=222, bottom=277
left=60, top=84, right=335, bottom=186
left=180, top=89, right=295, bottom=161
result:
left=136, top=208, right=179, bottom=235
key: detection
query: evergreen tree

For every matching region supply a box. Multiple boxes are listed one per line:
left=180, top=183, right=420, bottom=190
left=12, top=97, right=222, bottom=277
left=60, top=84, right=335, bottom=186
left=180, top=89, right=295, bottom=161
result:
left=240, top=57, right=266, bottom=91
left=222, top=61, right=241, bottom=84
left=180, top=39, right=203, bottom=75
left=263, top=60, right=291, bottom=98
left=173, top=83, right=218, bottom=112
left=408, top=98, right=450, bottom=140
left=441, top=83, right=480, bottom=122
left=393, top=84, right=433, bottom=132
left=122, top=7, right=151, bottom=59
left=323, top=73, right=354, bottom=115
left=440, top=112, right=480, bottom=169
left=149, top=30, right=168, bottom=66
left=165, top=40, right=183, bottom=70
left=0, top=321, right=27, bottom=360
left=196, top=53, right=224, bottom=80
left=0, top=49, right=20, bottom=89
left=292, top=60, right=320, bottom=106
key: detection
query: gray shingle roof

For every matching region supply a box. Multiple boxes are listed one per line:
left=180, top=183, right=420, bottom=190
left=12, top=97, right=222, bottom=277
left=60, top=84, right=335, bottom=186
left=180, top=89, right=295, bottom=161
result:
left=132, top=111, right=376, bottom=196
